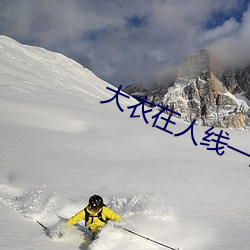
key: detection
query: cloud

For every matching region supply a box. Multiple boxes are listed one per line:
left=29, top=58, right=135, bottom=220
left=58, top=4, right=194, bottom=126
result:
left=209, top=4, right=250, bottom=69
left=200, top=18, right=240, bottom=45
left=0, top=0, right=249, bottom=87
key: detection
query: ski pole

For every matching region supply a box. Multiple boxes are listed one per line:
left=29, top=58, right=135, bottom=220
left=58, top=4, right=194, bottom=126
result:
left=37, top=220, right=48, bottom=231
left=122, top=227, right=180, bottom=250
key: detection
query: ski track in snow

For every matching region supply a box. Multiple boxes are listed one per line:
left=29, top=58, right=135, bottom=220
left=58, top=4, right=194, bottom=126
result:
left=0, top=99, right=91, bottom=134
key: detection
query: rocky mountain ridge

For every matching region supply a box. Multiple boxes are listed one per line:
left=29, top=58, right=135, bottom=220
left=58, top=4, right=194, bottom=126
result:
left=123, top=49, right=250, bottom=130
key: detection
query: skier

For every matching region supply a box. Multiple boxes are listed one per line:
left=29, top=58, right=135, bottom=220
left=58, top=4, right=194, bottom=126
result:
left=66, top=194, right=121, bottom=239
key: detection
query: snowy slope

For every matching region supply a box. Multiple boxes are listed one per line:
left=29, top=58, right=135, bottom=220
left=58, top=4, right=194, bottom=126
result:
left=0, top=36, right=250, bottom=250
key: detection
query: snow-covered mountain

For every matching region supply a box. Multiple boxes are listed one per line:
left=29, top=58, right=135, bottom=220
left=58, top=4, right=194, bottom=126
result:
left=124, top=49, right=250, bottom=130
left=0, top=36, right=250, bottom=250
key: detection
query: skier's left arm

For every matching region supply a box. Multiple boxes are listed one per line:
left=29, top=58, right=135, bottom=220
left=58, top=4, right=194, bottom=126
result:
left=104, top=207, right=122, bottom=222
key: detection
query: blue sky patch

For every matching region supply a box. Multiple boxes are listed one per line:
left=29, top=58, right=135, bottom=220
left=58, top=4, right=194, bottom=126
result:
left=126, top=15, right=148, bottom=28
left=206, top=0, right=249, bottom=29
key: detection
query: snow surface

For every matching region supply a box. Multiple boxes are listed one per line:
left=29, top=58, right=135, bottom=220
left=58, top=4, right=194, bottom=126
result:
left=0, top=35, right=250, bottom=250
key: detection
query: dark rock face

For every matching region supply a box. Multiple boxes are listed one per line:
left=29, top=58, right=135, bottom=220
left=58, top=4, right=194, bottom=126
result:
left=123, top=49, right=250, bottom=130
left=122, top=84, right=147, bottom=96
left=218, top=66, right=250, bottom=99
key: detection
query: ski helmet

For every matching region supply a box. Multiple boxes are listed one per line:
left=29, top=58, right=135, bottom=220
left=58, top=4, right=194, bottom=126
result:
left=89, top=195, right=104, bottom=210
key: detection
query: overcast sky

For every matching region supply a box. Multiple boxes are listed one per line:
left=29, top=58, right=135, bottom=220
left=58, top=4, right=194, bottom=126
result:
left=0, top=0, right=249, bottom=88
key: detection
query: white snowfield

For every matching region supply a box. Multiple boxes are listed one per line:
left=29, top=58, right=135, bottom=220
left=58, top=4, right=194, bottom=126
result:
left=0, top=35, right=250, bottom=250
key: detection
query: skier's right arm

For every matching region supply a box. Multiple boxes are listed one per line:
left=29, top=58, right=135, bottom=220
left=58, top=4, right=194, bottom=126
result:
left=67, top=209, right=85, bottom=225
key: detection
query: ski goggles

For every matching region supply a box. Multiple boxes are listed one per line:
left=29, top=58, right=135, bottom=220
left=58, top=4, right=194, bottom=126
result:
left=89, top=204, right=101, bottom=212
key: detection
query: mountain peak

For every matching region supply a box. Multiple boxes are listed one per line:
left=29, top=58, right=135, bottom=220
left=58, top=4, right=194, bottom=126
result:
left=177, top=49, right=211, bottom=78
left=124, top=48, right=250, bottom=130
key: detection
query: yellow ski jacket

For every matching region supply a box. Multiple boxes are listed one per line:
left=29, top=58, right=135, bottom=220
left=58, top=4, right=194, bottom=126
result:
left=67, top=206, right=121, bottom=233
